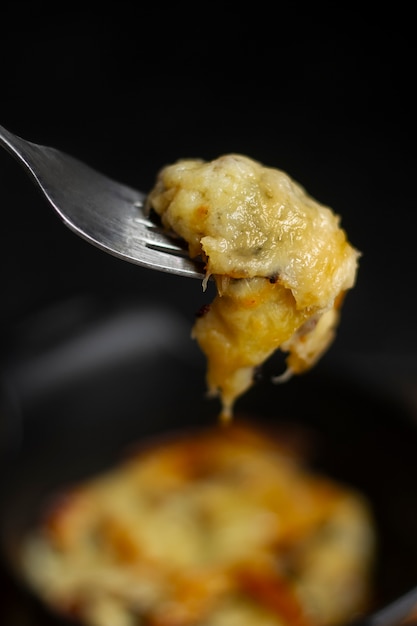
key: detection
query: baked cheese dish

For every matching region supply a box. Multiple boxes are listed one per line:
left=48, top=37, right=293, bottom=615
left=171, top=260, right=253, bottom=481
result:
left=20, top=423, right=375, bottom=626
left=146, top=155, right=360, bottom=421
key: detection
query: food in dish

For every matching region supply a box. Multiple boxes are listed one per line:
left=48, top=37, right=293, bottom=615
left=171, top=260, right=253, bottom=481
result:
left=146, top=154, right=360, bottom=421
left=20, top=422, right=375, bottom=626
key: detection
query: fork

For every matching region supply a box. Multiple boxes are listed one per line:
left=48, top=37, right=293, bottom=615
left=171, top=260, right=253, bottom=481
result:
left=0, top=125, right=204, bottom=279
left=2, top=129, right=417, bottom=626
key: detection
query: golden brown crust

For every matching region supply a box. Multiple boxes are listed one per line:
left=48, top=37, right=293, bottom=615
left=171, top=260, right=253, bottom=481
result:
left=20, top=423, right=375, bottom=626
left=146, top=155, right=360, bottom=420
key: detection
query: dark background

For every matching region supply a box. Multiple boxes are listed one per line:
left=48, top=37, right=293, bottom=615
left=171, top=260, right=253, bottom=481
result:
left=0, top=4, right=416, bottom=358
left=0, top=5, right=417, bottom=625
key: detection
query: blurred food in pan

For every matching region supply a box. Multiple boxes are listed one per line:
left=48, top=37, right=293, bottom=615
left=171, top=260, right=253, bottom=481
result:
left=19, top=421, right=375, bottom=626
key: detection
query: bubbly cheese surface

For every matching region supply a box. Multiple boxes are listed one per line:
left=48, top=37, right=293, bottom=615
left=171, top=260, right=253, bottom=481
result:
left=20, top=423, right=375, bottom=626
left=146, top=155, right=360, bottom=420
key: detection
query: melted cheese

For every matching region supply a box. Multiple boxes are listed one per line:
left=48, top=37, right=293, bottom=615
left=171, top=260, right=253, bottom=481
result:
left=146, top=154, right=359, bottom=421
left=20, top=424, right=375, bottom=626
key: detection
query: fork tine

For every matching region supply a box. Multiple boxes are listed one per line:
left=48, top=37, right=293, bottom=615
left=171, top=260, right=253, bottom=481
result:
left=0, top=124, right=205, bottom=279
left=145, top=235, right=191, bottom=258
left=133, top=202, right=198, bottom=260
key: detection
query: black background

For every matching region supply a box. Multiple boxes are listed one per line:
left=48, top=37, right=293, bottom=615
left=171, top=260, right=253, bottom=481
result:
left=1, top=4, right=417, bottom=625
left=0, top=4, right=416, bottom=356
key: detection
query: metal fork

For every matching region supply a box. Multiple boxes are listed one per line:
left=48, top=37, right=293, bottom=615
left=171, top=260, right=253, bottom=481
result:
left=0, top=125, right=204, bottom=279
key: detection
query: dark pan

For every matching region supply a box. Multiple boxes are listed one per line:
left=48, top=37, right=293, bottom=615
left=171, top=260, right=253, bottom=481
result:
left=1, top=295, right=417, bottom=625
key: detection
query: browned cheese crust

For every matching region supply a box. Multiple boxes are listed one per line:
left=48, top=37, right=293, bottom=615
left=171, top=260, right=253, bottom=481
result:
left=20, top=424, right=375, bottom=626
left=146, top=155, right=360, bottom=420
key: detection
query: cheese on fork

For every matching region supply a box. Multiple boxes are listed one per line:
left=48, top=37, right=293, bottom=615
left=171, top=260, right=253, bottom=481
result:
left=146, top=154, right=360, bottom=421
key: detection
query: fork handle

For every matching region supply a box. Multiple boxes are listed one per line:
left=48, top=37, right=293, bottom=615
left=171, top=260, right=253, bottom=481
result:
left=0, top=124, right=46, bottom=179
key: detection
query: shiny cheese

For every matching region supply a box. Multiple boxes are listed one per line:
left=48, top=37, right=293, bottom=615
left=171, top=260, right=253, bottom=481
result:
left=147, top=155, right=359, bottom=421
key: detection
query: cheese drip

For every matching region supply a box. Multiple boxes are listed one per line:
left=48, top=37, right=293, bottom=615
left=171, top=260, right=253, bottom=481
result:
left=147, top=154, right=359, bottom=420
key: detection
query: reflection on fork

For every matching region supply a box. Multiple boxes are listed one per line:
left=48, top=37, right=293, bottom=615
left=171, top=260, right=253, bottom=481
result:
left=0, top=124, right=204, bottom=278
